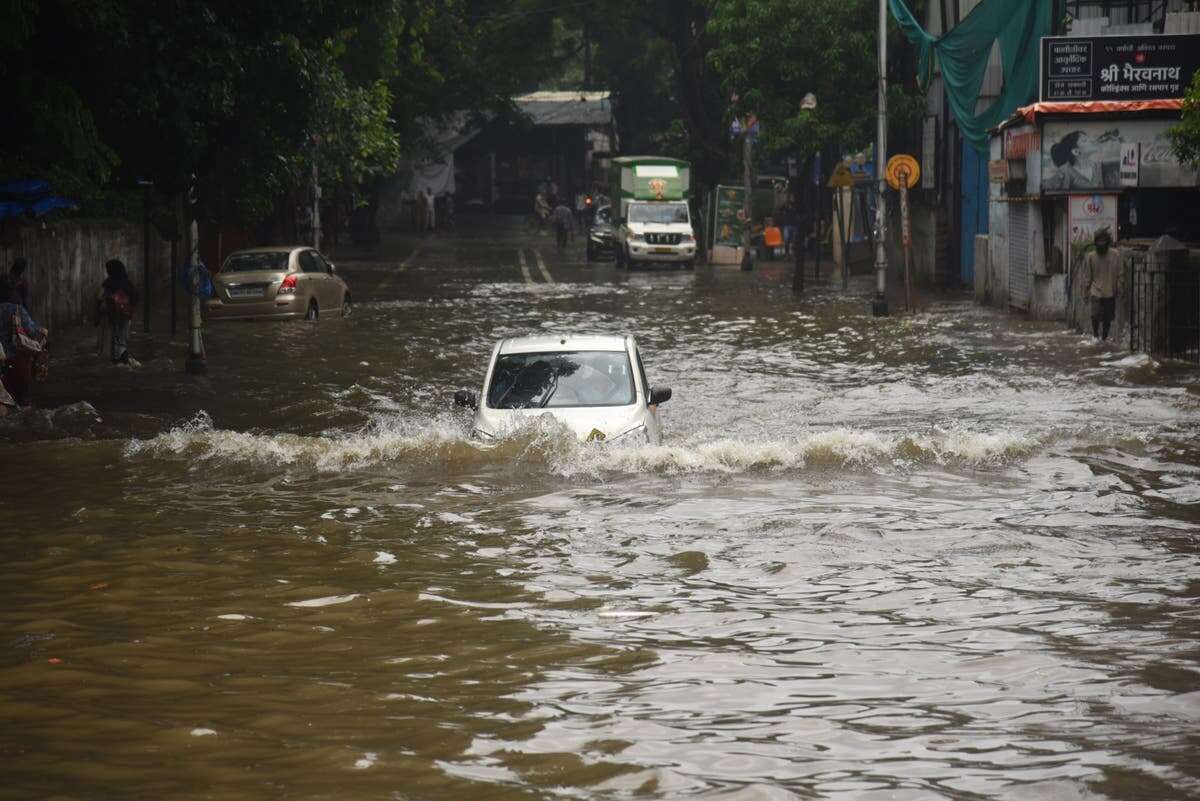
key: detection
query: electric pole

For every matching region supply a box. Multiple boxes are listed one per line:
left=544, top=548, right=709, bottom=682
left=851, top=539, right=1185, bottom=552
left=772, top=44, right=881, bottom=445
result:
left=873, top=0, right=890, bottom=317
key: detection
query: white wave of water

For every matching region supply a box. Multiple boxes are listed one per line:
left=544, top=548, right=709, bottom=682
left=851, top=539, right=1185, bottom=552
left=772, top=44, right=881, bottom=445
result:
left=123, top=410, right=1054, bottom=477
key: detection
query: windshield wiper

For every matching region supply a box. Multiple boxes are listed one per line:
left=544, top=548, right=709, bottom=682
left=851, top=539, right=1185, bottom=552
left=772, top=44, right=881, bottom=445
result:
left=538, top=370, right=560, bottom=408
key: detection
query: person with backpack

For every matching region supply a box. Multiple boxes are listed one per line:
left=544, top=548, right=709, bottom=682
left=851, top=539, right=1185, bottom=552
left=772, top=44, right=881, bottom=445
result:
left=97, top=259, right=139, bottom=364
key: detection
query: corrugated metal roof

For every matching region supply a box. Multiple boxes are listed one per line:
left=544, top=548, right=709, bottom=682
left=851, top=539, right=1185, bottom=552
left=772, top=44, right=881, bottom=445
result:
left=514, top=91, right=614, bottom=126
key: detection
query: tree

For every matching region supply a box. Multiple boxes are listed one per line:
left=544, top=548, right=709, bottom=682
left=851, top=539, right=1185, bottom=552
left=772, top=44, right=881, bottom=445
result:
left=707, top=0, right=926, bottom=163
left=558, top=0, right=732, bottom=192
left=0, top=0, right=557, bottom=233
left=1170, top=72, right=1200, bottom=167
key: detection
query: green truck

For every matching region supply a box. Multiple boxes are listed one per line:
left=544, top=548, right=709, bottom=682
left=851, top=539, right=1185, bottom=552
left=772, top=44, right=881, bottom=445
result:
left=607, top=156, right=697, bottom=270
left=608, top=156, right=692, bottom=222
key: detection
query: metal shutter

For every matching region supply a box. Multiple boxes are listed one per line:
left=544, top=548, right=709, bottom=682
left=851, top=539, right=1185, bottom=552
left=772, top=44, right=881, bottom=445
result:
left=1009, top=203, right=1031, bottom=311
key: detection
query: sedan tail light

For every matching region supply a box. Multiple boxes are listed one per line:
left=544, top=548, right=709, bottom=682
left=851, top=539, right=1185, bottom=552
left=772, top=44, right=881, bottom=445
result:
left=278, top=274, right=298, bottom=294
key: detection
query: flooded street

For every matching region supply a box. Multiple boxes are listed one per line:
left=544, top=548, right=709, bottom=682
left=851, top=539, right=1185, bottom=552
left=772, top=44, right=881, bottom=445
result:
left=3, top=223, right=1200, bottom=801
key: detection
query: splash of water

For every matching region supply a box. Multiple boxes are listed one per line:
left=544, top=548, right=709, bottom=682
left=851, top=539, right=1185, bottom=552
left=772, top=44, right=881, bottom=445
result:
left=123, top=410, right=1053, bottom=478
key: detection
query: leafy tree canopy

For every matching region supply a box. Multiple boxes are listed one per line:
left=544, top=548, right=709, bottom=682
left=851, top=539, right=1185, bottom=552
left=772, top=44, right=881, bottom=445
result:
left=1170, top=72, right=1200, bottom=167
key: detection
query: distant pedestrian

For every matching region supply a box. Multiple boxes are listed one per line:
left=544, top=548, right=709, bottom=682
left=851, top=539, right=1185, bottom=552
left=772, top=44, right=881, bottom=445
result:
left=534, top=191, right=551, bottom=232
left=762, top=217, right=784, bottom=260
left=424, top=187, right=436, bottom=231
left=552, top=199, right=574, bottom=251
left=574, top=191, right=587, bottom=232
left=8, top=258, right=30, bottom=309
left=0, top=274, right=47, bottom=408
left=97, top=259, right=139, bottom=364
left=414, top=189, right=427, bottom=230
left=1085, top=228, right=1122, bottom=341
left=778, top=204, right=798, bottom=257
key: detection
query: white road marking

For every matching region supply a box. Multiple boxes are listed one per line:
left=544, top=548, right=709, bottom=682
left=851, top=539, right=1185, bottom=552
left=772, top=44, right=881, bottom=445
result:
left=533, top=249, right=554, bottom=283
left=518, top=249, right=534, bottom=284
left=400, top=247, right=422, bottom=270
left=378, top=247, right=420, bottom=290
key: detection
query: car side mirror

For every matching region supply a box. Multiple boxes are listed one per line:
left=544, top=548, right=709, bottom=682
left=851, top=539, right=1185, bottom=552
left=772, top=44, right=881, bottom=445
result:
left=328, top=263, right=336, bottom=274
left=648, top=386, right=672, bottom=405
left=454, top=390, right=477, bottom=409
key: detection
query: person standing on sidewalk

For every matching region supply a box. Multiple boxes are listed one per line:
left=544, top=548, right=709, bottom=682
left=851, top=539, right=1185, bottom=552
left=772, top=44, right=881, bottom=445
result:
left=8, top=258, right=31, bottom=309
left=424, top=187, right=436, bottom=232
left=1085, top=228, right=1122, bottom=341
left=551, top=198, right=574, bottom=252
left=0, top=274, right=47, bottom=407
left=98, top=259, right=139, bottom=364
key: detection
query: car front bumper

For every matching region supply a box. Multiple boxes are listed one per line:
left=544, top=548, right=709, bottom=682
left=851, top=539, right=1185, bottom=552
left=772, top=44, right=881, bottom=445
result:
left=627, top=243, right=696, bottom=262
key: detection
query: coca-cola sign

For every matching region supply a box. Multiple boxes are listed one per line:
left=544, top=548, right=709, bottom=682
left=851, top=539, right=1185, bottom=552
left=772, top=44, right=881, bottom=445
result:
left=1042, top=119, right=1199, bottom=192
left=1040, top=34, right=1200, bottom=102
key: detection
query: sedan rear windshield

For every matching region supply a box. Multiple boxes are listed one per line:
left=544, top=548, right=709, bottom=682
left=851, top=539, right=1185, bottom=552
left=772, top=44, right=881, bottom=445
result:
left=221, top=252, right=290, bottom=274
left=487, top=351, right=635, bottom=409
left=629, top=203, right=689, bottom=224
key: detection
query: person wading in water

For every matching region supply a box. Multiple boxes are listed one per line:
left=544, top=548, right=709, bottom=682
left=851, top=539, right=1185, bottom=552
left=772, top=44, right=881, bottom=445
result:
left=1084, top=228, right=1122, bottom=341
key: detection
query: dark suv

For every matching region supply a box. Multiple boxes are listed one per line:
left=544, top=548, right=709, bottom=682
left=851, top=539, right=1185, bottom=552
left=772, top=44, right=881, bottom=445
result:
left=586, top=205, right=616, bottom=262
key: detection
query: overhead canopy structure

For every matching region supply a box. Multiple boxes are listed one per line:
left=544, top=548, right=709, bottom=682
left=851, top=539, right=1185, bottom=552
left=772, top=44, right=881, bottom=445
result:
left=405, top=92, right=615, bottom=199
left=1015, top=98, right=1185, bottom=124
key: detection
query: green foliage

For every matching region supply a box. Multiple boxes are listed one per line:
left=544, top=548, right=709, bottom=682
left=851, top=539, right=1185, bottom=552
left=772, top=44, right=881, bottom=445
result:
left=1169, top=72, right=1200, bottom=167
left=707, top=0, right=925, bottom=162
left=1, top=0, right=553, bottom=228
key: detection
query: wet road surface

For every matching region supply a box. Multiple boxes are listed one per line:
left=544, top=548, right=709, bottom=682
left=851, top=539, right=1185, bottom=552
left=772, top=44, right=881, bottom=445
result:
left=3, top=220, right=1200, bottom=800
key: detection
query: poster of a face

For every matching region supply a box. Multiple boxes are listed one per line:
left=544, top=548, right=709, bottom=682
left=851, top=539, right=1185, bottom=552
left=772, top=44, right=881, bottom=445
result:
left=1042, top=119, right=1200, bottom=192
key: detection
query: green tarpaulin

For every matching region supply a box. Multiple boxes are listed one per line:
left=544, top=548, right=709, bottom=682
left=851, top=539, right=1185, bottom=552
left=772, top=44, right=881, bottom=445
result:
left=889, top=0, right=1051, bottom=154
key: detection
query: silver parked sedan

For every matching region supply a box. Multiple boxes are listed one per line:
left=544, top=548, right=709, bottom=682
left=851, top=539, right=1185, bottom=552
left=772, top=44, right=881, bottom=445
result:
left=206, top=246, right=351, bottom=321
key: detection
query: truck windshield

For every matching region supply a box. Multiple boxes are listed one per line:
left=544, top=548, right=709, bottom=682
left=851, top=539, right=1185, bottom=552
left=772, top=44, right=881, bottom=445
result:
left=629, top=204, right=689, bottom=224
left=487, top=351, right=635, bottom=409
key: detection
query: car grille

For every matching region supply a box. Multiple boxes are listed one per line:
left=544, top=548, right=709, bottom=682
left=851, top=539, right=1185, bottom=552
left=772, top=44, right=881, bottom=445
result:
left=645, top=233, right=682, bottom=245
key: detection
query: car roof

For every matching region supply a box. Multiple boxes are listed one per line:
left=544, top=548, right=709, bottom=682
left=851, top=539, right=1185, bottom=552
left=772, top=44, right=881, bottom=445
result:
left=498, top=334, right=629, bottom=355
left=226, top=246, right=310, bottom=255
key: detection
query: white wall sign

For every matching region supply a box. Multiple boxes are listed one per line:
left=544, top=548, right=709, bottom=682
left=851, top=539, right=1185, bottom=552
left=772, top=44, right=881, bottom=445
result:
left=1119, top=143, right=1139, bottom=186
left=1067, top=193, right=1118, bottom=280
left=1043, top=118, right=1199, bottom=192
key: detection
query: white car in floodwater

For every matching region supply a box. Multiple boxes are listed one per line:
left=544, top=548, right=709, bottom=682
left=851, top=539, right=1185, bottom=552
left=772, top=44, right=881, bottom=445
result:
left=454, top=334, right=672, bottom=445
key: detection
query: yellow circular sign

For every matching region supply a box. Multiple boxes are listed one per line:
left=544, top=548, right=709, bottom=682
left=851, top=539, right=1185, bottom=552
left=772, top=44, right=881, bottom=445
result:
left=886, top=154, right=920, bottom=190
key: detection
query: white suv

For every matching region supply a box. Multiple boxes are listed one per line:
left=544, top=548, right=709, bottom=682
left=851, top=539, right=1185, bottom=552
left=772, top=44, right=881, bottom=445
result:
left=615, top=200, right=696, bottom=270
left=454, top=334, right=672, bottom=445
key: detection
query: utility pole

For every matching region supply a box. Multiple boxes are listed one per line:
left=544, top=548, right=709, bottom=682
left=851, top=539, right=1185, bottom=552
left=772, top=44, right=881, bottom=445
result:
left=138, top=179, right=153, bottom=333
left=184, top=183, right=207, bottom=375
left=312, top=155, right=321, bottom=252
left=742, top=127, right=753, bottom=271
left=873, top=0, right=890, bottom=317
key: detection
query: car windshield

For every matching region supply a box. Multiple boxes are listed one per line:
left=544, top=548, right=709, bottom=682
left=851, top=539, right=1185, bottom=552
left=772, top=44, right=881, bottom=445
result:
left=629, top=203, right=688, bottom=224
left=487, top=351, right=635, bottom=409
left=221, top=252, right=290, bottom=274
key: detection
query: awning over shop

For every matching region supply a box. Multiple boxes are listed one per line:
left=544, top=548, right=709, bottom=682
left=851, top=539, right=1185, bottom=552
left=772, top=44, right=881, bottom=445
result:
left=1016, top=99, right=1184, bottom=123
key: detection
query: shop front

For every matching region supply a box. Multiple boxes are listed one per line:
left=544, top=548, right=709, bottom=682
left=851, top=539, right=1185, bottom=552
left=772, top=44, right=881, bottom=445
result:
left=982, top=31, right=1200, bottom=357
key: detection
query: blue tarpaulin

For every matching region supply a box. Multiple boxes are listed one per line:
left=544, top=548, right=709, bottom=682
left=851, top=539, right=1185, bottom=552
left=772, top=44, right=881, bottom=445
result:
left=0, top=180, right=77, bottom=220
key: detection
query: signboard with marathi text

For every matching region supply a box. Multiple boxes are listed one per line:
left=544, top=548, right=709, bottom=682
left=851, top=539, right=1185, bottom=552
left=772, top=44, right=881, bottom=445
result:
left=1040, top=34, right=1200, bottom=102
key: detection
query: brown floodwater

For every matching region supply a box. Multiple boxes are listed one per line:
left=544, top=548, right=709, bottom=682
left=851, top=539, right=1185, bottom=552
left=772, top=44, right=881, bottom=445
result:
left=2, top=221, right=1199, bottom=801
